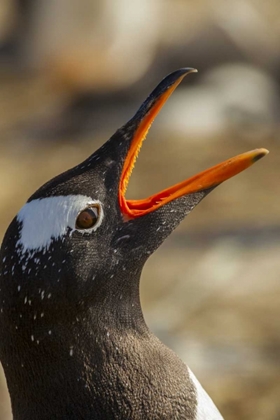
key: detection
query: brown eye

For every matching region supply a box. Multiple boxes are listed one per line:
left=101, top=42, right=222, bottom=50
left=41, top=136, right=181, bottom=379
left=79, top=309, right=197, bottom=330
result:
left=75, top=206, right=99, bottom=230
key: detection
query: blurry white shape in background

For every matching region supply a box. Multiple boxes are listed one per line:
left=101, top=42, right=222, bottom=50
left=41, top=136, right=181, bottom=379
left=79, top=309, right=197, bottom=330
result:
left=212, top=0, right=280, bottom=64
left=159, top=63, right=279, bottom=143
left=27, top=0, right=161, bottom=91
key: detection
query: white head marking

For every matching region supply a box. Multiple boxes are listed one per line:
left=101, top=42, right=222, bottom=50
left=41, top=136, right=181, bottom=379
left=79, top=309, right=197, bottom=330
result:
left=16, top=195, right=104, bottom=254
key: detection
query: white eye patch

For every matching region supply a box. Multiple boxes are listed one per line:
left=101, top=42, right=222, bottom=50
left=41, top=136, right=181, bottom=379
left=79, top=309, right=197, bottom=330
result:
left=16, top=195, right=104, bottom=253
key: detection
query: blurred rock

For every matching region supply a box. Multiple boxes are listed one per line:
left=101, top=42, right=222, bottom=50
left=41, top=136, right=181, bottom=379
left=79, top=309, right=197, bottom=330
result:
left=158, top=63, right=279, bottom=142
left=22, top=0, right=161, bottom=92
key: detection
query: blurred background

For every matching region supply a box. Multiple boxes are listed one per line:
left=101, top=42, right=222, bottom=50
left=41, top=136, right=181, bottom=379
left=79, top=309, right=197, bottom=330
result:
left=0, top=0, right=279, bottom=419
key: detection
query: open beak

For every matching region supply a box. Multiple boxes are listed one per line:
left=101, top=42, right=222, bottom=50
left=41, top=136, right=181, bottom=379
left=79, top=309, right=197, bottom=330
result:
left=119, top=68, right=269, bottom=219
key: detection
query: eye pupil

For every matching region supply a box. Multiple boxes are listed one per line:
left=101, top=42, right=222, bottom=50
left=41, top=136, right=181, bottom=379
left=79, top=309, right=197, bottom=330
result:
left=76, top=207, right=99, bottom=230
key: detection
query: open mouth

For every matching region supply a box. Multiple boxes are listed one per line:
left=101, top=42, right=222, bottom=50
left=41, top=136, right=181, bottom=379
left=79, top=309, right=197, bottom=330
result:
left=119, top=68, right=268, bottom=219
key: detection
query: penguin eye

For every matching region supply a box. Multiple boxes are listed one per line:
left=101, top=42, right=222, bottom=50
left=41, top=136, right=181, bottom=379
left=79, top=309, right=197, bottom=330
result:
left=75, top=205, right=100, bottom=230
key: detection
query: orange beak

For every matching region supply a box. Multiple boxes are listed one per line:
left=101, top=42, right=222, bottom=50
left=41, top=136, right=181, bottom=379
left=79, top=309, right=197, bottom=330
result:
left=119, top=68, right=269, bottom=219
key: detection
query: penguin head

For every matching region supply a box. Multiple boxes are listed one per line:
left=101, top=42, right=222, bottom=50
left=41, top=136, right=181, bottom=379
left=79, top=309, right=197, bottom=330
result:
left=0, top=69, right=268, bottom=322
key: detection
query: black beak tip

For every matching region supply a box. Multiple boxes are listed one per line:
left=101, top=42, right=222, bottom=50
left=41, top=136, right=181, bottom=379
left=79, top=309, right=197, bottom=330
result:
left=162, top=67, right=198, bottom=87
left=135, top=67, right=198, bottom=117
left=251, top=149, right=269, bottom=163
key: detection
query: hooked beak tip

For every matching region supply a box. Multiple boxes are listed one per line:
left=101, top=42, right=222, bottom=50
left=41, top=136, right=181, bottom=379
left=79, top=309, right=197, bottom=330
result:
left=251, top=148, right=269, bottom=163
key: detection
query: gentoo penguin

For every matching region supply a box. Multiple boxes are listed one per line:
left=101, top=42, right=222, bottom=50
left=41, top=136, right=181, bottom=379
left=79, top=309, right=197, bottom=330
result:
left=0, top=68, right=268, bottom=420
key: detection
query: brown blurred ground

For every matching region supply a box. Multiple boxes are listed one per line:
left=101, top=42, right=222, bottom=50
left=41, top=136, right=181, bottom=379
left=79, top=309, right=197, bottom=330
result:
left=1, top=1, right=280, bottom=419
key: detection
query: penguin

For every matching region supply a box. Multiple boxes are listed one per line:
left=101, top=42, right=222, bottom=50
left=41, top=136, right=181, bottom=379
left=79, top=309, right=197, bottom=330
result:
left=0, top=68, right=268, bottom=419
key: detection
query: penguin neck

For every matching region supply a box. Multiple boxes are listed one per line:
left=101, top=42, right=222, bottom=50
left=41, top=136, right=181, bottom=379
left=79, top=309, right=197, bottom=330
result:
left=89, top=265, right=148, bottom=333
